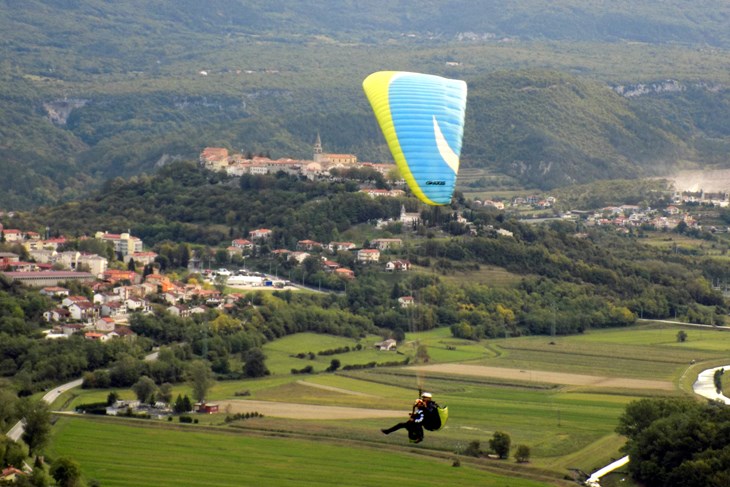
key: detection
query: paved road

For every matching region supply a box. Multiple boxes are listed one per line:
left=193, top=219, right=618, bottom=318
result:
left=638, top=318, right=730, bottom=330
left=6, top=378, right=83, bottom=442
left=6, top=350, right=160, bottom=442
left=692, top=364, right=730, bottom=405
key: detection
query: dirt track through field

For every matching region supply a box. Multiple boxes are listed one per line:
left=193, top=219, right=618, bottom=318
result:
left=295, top=380, right=377, bottom=397
left=408, top=364, right=675, bottom=391
left=217, top=400, right=405, bottom=420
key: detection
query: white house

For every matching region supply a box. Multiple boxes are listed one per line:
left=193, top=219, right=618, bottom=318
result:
left=357, top=249, right=380, bottom=263
left=371, top=238, right=402, bottom=251
left=125, top=297, right=150, bottom=313
left=375, top=339, right=397, bottom=351
left=385, top=260, right=411, bottom=272
left=68, top=301, right=97, bottom=321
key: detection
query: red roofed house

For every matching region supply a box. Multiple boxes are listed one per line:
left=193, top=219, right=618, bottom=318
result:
left=1, top=229, right=23, bottom=242
left=199, top=147, right=230, bottom=171
left=398, top=296, right=415, bottom=308
left=322, top=259, right=340, bottom=272
left=95, top=317, right=117, bottom=332
left=249, top=228, right=273, bottom=240
left=334, top=268, right=355, bottom=279
left=85, top=331, right=109, bottom=342
left=1, top=466, right=26, bottom=482
left=103, top=269, right=139, bottom=284
left=62, top=295, right=92, bottom=307
left=145, top=273, right=175, bottom=293
left=195, top=402, right=219, bottom=414
left=297, top=240, right=322, bottom=251
left=42, top=236, right=68, bottom=250
left=40, top=286, right=70, bottom=298
left=328, top=241, right=356, bottom=252
left=231, top=238, right=253, bottom=250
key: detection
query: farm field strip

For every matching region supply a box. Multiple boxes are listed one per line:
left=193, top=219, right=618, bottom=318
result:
left=48, top=417, right=559, bottom=487
left=51, top=323, right=730, bottom=483
left=479, top=347, right=686, bottom=380
left=216, top=399, right=404, bottom=419
left=407, top=364, right=675, bottom=390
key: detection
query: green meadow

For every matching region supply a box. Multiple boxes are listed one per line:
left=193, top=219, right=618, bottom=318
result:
left=48, top=322, right=730, bottom=486
left=47, top=417, right=557, bottom=487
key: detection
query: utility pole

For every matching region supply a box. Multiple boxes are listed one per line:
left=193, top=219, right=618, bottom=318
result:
left=551, top=303, right=556, bottom=338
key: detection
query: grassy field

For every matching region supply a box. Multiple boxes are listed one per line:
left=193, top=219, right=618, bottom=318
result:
left=47, top=322, right=730, bottom=486
left=437, top=265, right=529, bottom=288
left=47, top=417, right=562, bottom=487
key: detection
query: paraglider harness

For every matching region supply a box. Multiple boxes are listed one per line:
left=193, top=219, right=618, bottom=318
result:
left=422, top=399, right=447, bottom=432
left=407, top=392, right=448, bottom=443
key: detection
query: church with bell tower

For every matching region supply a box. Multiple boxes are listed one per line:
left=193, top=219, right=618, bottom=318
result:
left=313, top=132, right=357, bottom=165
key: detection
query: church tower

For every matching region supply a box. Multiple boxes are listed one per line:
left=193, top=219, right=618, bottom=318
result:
left=313, top=131, right=324, bottom=163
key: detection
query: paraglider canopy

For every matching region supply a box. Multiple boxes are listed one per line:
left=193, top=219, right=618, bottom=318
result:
left=363, top=71, right=467, bottom=206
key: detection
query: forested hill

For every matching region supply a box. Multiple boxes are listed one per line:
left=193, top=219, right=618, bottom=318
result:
left=3, top=1, right=730, bottom=209
left=5, top=0, right=730, bottom=63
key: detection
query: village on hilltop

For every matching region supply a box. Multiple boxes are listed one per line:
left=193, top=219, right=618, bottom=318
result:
left=1, top=136, right=727, bottom=347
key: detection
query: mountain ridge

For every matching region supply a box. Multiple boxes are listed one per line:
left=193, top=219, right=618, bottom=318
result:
left=3, top=1, right=730, bottom=209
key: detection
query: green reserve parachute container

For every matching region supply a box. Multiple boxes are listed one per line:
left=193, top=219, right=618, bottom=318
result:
left=363, top=71, right=468, bottom=206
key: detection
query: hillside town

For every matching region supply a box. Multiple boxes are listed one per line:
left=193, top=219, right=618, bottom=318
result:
left=0, top=179, right=723, bottom=348
left=0, top=139, right=726, bottom=348
left=199, top=134, right=396, bottom=182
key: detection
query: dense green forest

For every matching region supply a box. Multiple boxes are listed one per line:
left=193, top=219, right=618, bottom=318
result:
left=617, top=398, right=730, bottom=487
left=3, top=2, right=730, bottom=208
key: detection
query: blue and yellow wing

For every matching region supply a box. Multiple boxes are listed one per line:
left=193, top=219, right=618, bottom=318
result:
left=363, top=71, right=467, bottom=206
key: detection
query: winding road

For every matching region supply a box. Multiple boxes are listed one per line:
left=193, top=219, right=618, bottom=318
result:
left=6, top=379, right=83, bottom=442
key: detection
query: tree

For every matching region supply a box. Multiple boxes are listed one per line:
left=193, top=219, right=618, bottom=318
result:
left=50, top=457, right=83, bottom=487
left=19, top=398, right=52, bottom=457
left=489, top=431, right=511, bottom=459
left=132, top=376, right=158, bottom=404
left=109, top=354, right=144, bottom=387
left=213, top=274, right=228, bottom=294
left=157, top=382, right=174, bottom=404
left=28, top=463, right=53, bottom=487
left=106, top=391, right=119, bottom=406
left=462, top=440, right=482, bottom=457
left=173, top=394, right=186, bottom=413
left=188, top=360, right=214, bottom=403
left=515, top=444, right=531, bottom=463
left=243, top=348, right=269, bottom=378
left=616, top=397, right=698, bottom=440
left=0, top=436, right=26, bottom=471
left=182, top=395, right=192, bottom=413
left=326, top=359, right=341, bottom=372
left=714, top=368, right=724, bottom=393
left=0, top=389, right=19, bottom=432
left=415, top=344, right=430, bottom=363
